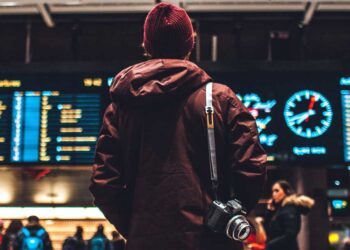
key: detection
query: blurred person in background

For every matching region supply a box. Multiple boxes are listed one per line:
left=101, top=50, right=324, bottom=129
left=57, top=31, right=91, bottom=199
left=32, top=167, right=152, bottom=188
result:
left=88, top=225, right=110, bottom=250
left=344, top=238, right=350, bottom=250
left=62, top=226, right=86, bottom=250
left=110, top=231, right=125, bottom=250
left=0, top=220, right=4, bottom=249
left=16, top=215, right=52, bottom=250
left=264, top=180, right=314, bottom=250
left=1, top=219, right=23, bottom=250
left=244, top=216, right=266, bottom=250
left=89, top=2, right=266, bottom=250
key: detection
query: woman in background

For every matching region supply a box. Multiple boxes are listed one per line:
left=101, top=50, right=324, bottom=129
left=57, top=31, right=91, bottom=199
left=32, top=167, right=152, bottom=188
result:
left=1, top=220, right=23, bottom=250
left=265, top=180, right=314, bottom=250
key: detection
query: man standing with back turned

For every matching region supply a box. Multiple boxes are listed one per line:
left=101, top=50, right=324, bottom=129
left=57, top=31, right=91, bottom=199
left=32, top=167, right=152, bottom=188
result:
left=90, top=2, right=266, bottom=250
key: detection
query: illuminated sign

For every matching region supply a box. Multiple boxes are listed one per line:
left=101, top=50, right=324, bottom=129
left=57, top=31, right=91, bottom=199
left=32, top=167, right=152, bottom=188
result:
left=238, top=93, right=278, bottom=147
left=0, top=80, right=21, bottom=88
left=329, top=232, right=340, bottom=244
left=341, top=90, right=350, bottom=162
left=0, top=72, right=347, bottom=165
left=7, top=91, right=100, bottom=164
left=340, top=77, right=350, bottom=86
left=284, top=90, right=333, bottom=139
left=293, top=146, right=326, bottom=156
left=107, top=77, right=114, bottom=87
left=331, top=200, right=348, bottom=210
left=83, top=78, right=102, bottom=87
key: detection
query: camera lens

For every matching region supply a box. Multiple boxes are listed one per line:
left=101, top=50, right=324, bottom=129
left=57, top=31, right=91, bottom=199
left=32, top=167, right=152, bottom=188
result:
left=235, top=222, right=251, bottom=241
left=225, top=215, right=251, bottom=241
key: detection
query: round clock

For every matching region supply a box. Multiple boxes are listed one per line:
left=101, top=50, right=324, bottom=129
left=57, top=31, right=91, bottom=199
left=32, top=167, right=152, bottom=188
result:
left=284, top=90, right=333, bottom=138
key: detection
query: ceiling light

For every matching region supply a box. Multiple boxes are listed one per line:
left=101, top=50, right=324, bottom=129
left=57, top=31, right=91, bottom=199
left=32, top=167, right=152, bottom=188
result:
left=0, top=2, right=17, bottom=7
left=65, top=0, right=81, bottom=5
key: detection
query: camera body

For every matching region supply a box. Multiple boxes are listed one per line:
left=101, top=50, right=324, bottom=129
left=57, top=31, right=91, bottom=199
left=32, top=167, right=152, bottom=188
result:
left=204, top=199, right=251, bottom=241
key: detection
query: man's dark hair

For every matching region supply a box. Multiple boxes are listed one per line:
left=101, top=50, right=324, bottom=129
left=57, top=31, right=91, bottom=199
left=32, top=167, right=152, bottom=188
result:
left=75, top=226, right=83, bottom=239
left=111, top=231, right=119, bottom=239
left=97, top=224, right=104, bottom=234
left=27, top=215, right=40, bottom=223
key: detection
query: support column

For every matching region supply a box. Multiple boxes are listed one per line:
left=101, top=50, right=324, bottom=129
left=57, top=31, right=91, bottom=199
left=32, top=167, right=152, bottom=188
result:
left=287, top=166, right=329, bottom=250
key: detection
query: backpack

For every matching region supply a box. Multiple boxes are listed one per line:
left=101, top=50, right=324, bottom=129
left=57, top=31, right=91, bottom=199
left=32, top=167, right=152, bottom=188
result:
left=90, top=236, right=106, bottom=250
left=62, top=237, right=79, bottom=250
left=21, top=228, right=45, bottom=250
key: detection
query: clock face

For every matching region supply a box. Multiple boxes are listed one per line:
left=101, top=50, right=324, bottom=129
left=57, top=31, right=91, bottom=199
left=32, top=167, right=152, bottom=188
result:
left=284, top=90, right=333, bottom=138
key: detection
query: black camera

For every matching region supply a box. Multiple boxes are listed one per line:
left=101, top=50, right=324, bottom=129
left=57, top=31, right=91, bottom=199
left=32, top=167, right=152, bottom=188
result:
left=204, top=199, right=252, bottom=241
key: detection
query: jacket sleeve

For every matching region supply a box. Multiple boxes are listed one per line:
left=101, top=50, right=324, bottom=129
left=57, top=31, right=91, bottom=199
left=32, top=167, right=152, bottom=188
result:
left=89, top=103, right=129, bottom=237
left=266, top=206, right=301, bottom=250
left=224, top=89, right=267, bottom=212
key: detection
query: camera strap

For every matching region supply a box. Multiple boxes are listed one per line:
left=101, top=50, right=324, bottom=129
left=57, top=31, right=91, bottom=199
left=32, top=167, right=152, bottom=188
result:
left=205, top=82, right=219, bottom=200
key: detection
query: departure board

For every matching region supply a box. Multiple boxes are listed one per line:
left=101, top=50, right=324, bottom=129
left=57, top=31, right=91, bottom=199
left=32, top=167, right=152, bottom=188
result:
left=9, top=91, right=100, bottom=164
left=212, top=71, right=344, bottom=164
left=0, top=71, right=350, bottom=165
left=0, top=94, right=11, bottom=163
left=0, top=75, right=106, bottom=165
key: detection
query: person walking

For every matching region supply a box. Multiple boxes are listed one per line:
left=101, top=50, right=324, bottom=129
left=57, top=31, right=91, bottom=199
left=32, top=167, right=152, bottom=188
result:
left=90, top=2, right=266, bottom=250
left=0, top=220, right=4, bottom=249
left=110, top=231, right=125, bottom=250
left=1, top=220, right=23, bottom=250
left=62, top=226, right=86, bottom=250
left=87, top=225, right=109, bottom=250
left=265, top=180, right=314, bottom=250
left=16, top=216, right=52, bottom=250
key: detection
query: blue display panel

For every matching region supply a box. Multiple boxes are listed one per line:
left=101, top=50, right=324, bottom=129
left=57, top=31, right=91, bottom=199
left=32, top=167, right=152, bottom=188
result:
left=8, top=91, right=101, bottom=164
left=236, top=93, right=277, bottom=147
left=212, top=72, right=343, bottom=164
left=341, top=90, right=350, bottom=162
left=0, top=94, right=11, bottom=163
left=0, top=72, right=349, bottom=165
left=0, top=74, right=104, bottom=165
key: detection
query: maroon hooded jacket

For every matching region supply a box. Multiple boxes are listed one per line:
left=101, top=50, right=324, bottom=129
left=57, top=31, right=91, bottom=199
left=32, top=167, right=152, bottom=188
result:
left=90, top=59, right=267, bottom=250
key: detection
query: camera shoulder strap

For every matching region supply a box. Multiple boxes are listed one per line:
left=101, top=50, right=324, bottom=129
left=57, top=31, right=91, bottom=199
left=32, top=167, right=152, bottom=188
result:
left=205, top=82, right=219, bottom=200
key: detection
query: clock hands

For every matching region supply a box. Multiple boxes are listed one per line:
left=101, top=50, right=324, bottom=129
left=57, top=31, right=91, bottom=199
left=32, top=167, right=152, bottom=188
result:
left=284, top=90, right=332, bottom=138
left=289, top=109, right=316, bottom=124
left=306, top=95, right=316, bottom=122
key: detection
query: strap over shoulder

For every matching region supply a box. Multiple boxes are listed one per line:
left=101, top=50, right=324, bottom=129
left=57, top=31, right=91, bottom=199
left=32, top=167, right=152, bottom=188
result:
left=205, top=82, right=219, bottom=199
left=21, top=228, right=30, bottom=237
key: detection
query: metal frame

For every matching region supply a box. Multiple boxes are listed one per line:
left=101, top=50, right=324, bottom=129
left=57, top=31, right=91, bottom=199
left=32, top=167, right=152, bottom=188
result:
left=0, top=0, right=350, bottom=14
left=0, top=0, right=349, bottom=28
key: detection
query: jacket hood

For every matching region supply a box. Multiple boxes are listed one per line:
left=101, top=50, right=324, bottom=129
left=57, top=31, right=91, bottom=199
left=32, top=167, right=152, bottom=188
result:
left=109, top=59, right=212, bottom=105
left=282, top=194, right=315, bottom=215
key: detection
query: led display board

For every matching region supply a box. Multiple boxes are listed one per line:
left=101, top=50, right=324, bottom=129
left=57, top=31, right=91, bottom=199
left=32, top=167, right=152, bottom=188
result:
left=0, top=72, right=349, bottom=165
left=213, top=72, right=345, bottom=164
left=0, top=75, right=106, bottom=164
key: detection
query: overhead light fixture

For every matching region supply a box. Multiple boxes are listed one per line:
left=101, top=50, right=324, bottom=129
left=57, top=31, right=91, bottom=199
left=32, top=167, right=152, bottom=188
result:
left=33, top=185, right=70, bottom=204
left=0, top=190, right=13, bottom=204
left=65, top=0, right=81, bottom=5
left=0, top=178, right=14, bottom=204
left=0, top=207, right=105, bottom=219
left=0, top=2, right=17, bottom=7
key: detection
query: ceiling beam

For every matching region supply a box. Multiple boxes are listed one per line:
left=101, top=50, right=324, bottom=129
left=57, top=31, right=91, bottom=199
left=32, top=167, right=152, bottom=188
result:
left=37, top=3, right=55, bottom=27
left=0, top=0, right=349, bottom=15
left=301, top=0, right=318, bottom=26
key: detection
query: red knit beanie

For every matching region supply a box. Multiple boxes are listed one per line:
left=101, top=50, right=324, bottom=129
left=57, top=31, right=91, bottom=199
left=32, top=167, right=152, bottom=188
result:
left=143, top=2, right=194, bottom=59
